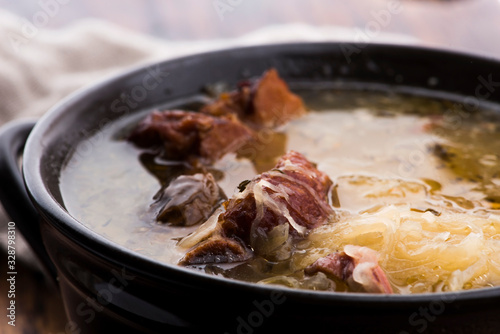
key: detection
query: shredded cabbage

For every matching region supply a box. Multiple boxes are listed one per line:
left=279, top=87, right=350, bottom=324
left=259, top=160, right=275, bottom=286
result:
left=309, top=203, right=500, bottom=293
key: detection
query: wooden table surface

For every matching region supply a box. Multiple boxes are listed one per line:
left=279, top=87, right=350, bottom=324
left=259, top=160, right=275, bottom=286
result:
left=1, top=0, right=500, bottom=333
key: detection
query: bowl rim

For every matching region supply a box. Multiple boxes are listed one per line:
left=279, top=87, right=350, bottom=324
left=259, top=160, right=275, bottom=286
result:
left=22, top=41, right=500, bottom=305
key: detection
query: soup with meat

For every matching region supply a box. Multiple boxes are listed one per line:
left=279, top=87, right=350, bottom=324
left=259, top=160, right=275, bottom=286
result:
left=60, top=70, right=500, bottom=294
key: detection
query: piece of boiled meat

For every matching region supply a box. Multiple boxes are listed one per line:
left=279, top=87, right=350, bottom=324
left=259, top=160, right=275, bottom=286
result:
left=201, top=68, right=306, bottom=129
left=128, top=110, right=253, bottom=164
left=154, top=173, right=226, bottom=226
left=305, top=245, right=393, bottom=294
left=179, top=151, right=335, bottom=265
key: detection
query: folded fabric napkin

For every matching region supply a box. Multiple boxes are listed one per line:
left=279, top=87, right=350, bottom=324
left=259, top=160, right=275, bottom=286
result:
left=0, top=8, right=417, bottom=265
left=0, top=8, right=418, bottom=124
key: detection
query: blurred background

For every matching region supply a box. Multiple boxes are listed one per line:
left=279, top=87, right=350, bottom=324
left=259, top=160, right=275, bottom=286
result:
left=0, top=0, right=500, bottom=333
left=1, top=0, right=499, bottom=54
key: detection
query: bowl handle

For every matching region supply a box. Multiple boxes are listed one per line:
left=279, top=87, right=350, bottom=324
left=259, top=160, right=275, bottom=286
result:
left=0, top=119, right=57, bottom=284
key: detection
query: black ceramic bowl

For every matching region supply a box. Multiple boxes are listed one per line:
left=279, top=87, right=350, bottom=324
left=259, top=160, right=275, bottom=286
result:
left=2, top=43, right=500, bottom=334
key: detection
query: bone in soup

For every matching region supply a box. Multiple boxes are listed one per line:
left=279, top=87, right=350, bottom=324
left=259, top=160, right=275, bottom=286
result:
left=60, top=70, right=500, bottom=294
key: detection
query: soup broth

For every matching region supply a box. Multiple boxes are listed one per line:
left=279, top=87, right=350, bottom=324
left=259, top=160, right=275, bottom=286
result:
left=60, top=89, right=500, bottom=294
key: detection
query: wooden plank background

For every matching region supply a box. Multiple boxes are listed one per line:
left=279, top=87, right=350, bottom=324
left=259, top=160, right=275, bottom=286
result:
left=1, top=0, right=500, bottom=332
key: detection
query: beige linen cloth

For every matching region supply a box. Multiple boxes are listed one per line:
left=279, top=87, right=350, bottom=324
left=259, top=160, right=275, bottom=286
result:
left=0, top=8, right=416, bottom=268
